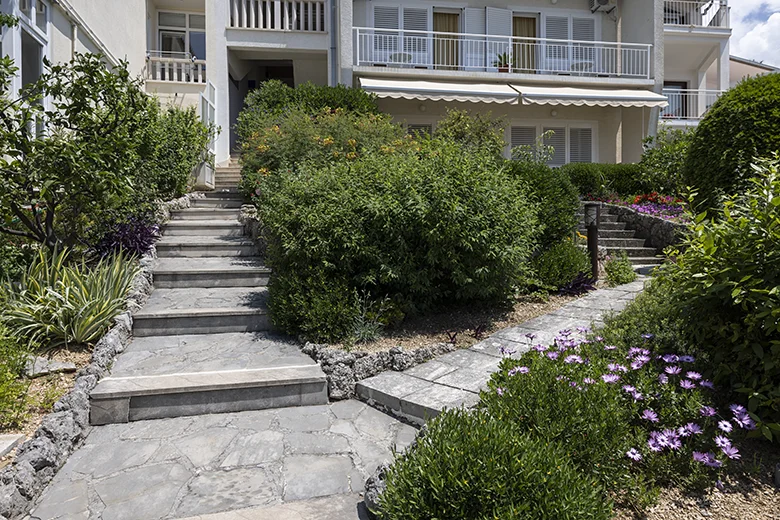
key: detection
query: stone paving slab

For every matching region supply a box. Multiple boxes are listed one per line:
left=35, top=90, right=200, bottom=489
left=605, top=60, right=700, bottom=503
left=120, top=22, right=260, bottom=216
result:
left=175, top=493, right=370, bottom=520
left=154, top=257, right=269, bottom=273
left=139, top=287, right=269, bottom=315
left=0, top=434, right=24, bottom=458
left=355, top=279, right=647, bottom=424
left=31, top=402, right=417, bottom=520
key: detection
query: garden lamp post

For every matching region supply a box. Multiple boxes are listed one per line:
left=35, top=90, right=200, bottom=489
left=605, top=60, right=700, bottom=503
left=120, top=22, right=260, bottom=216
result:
left=584, top=203, right=600, bottom=280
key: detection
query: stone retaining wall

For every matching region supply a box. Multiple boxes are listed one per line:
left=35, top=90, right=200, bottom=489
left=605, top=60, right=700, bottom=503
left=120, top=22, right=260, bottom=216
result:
left=302, top=342, right=456, bottom=401
left=603, top=203, right=688, bottom=252
left=0, top=193, right=199, bottom=520
left=238, top=204, right=267, bottom=257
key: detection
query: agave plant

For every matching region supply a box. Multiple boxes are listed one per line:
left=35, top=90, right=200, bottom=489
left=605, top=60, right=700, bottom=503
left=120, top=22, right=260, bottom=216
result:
left=1, top=249, right=140, bottom=350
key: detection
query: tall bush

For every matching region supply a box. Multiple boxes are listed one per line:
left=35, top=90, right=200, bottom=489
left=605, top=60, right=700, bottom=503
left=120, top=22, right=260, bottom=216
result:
left=433, top=108, right=507, bottom=161
left=657, top=157, right=780, bottom=438
left=239, top=80, right=379, bottom=118
left=641, top=126, right=694, bottom=195
left=561, top=163, right=651, bottom=196
left=258, top=140, right=539, bottom=342
left=684, top=73, right=780, bottom=208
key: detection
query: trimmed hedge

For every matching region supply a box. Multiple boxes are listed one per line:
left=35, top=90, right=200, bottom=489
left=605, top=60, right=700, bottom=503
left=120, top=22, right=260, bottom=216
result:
left=239, top=79, right=379, bottom=118
left=561, top=163, right=651, bottom=196
left=684, top=73, right=780, bottom=208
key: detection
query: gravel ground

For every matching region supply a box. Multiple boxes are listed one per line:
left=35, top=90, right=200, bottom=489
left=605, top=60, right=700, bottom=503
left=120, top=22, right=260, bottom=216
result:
left=615, top=440, right=780, bottom=520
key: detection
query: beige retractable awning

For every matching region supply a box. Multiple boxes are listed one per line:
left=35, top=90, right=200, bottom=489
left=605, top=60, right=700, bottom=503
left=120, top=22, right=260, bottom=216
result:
left=511, top=85, right=668, bottom=108
left=359, top=78, right=519, bottom=104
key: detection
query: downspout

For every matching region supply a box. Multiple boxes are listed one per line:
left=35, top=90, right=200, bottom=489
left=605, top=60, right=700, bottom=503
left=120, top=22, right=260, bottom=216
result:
left=329, top=0, right=338, bottom=85
left=70, top=22, right=77, bottom=59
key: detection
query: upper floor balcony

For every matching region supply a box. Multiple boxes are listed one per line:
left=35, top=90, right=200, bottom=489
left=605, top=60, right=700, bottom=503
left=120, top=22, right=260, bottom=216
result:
left=660, top=88, right=724, bottom=122
left=354, top=27, right=653, bottom=81
left=664, top=1, right=730, bottom=30
left=145, top=51, right=207, bottom=85
left=228, top=0, right=327, bottom=32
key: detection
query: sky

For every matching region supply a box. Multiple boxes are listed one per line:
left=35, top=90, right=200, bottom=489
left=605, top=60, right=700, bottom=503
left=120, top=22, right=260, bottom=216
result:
left=730, top=1, right=780, bottom=67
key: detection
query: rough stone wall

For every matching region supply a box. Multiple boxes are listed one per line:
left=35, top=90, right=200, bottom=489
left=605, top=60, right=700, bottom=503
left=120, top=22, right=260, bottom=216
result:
left=238, top=205, right=267, bottom=258
left=302, top=343, right=456, bottom=401
left=604, top=204, right=688, bottom=252
left=0, top=194, right=199, bottom=520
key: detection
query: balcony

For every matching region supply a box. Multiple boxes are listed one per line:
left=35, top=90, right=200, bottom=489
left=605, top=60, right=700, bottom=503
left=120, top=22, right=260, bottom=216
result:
left=229, top=0, right=326, bottom=32
left=145, top=51, right=207, bottom=84
left=664, top=1, right=729, bottom=29
left=660, top=88, right=724, bottom=121
left=354, top=28, right=653, bottom=80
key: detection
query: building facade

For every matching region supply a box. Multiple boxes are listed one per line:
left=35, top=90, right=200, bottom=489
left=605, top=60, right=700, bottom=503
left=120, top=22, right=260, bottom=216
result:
left=1, top=0, right=739, bottom=169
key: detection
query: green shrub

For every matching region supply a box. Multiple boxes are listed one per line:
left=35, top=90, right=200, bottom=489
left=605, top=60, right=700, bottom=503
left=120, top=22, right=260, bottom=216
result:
left=684, top=73, right=780, bottom=208
left=258, top=140, right=539, bottom=342
left=505, top=160, right=580, bottom=247
left=532, top=240, right=590, bottom=290
left=433, top=108, right=507, bottom=161
left=605, top=250, right=637, bottom=287
left=379, top=408, right=612, bottom=520
left=1, top=249, right=140, bottom=349
left=640, top=127, right=694, bottom=195
left=238, top=107, right=403, bottom=196
left=657, top=157, right=780, bottom=439
left=0, top=325, right=28, bottom=430
left=561, top=163, right=651, bottom=196
left=239, top=80, right=379, bottom=118
left=0, top=241, right=34, bottom=282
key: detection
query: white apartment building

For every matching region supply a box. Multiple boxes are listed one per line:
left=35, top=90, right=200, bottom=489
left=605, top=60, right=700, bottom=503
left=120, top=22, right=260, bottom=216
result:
left=1, top=0, right=737, bottom=172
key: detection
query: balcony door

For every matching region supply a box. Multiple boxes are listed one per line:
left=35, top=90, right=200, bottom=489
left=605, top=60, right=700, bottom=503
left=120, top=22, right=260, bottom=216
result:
left=513, top=16, right=536, bottom=73
left=662, top=81, right=689, bottom=119
left=433, top=12, right=459, bottom=70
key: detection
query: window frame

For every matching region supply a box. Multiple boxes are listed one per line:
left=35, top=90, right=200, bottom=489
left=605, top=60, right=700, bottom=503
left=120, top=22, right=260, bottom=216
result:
left=507, top=120, right=598, bottom=166
left=157, top=10, right=206, bottom=60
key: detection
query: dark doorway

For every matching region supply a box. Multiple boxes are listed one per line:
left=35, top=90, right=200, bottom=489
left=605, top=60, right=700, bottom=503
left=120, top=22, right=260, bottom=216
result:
left=663, top=81, right=689, bottom=119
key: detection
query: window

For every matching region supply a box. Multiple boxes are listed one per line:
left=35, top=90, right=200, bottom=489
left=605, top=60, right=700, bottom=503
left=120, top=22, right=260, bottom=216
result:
left=543, top=13, right=597, bottom=73
left=158, top=12, right=207, bottom=60
left=372, top=5, right=430, bottom=62
left=510, top=123, right=595, bottom=166
left=407, top=123, right=432, bottom=136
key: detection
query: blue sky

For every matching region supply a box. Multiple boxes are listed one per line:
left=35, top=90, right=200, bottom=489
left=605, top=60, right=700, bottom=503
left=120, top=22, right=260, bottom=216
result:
left=731, top=1, right=780, bottom=67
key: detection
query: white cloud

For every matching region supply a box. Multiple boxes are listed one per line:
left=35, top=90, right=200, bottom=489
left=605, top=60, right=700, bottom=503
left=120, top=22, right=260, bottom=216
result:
left=729, top=1, right=780, bottom=66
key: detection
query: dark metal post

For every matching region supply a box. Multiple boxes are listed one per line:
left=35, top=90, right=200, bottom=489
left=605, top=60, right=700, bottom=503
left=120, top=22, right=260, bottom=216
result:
left=584, top=203, right=600, bottom=280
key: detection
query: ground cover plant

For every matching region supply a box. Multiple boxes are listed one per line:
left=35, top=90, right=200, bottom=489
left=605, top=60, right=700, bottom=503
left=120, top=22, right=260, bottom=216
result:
left=684, top=73, right=780, bottom=209
left=531, top=239, right=591, bottom=291
left=583, top=193, right=688, bottom=223
left=0, top=325, right=28, bottom=430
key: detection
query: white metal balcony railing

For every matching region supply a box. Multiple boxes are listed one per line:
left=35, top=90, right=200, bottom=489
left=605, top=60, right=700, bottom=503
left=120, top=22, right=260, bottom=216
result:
left=660, top=88, right=724, bottom=120
left=145, top=51, right=207, bottom=84
left=664, top=0, right=729, bottom=28
left=354, top=28, right=653, bottom=79
left=229, top=0, right=326, bottom=32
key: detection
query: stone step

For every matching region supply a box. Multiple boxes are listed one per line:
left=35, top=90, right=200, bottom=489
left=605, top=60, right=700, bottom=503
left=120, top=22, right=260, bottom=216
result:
left=629, top=256, right=665, bottom=266
left=132, top=287, right=270, bottom=337
left=578, top=221, right=628, bottom=231
left=606, top=246, right=659, bottom=258
left=171, top=208, right=241, bottom=221
left=216, top=167, right=242, bottom=174
left=154, top=257, right=271, bottom=288
left=596, top=229, right=637, bottom=239
left=204, top=188, right=242, bottom=196
left=90, top=332, right=326, bottom=424
left=156, top=236, right=257, bottom=258
left=163, top=220, right=244, bottom=237
left=191, top=198, right=244, bottom=209
left=599, top=237, right=648, bottom=248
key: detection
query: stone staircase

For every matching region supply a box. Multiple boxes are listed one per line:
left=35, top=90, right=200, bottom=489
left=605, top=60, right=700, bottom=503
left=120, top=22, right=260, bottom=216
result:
left=89, top=188, right=327, bottom=425
left=214, top=155, right=242, bottom=192
left=578, top=206, right=664, bottom=269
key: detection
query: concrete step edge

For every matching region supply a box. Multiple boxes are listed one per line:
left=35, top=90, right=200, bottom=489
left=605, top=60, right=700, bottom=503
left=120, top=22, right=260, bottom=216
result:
left=134, top=307, right=268, bottom=319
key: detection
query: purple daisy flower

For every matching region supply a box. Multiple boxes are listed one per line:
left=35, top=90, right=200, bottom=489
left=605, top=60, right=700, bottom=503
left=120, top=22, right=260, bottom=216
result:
left=679, top=355, right=696, bottom=363
left=729, top=404, right=747, bottom=415
left=583, top=377, right=596, bottom=385
left=648, top=438, right=663, bottom=452
left=662, top=354, right=679, bottom=363
left=604, top=345, right=617, bottom=351
left=700, top=380, right=715, bottom=389
left=532, top=344, right=548, bottom=352
left=686, top=371, right=702, bottom=380
left=700, top=406, right=717, bottom=417
left=631, top=360, right=646, bottom=371
left=714, top=435, right=731, bottom=449
left=559, top=329, right=572, bottom=337
left=718, top=420, right=733, bottom=433
left=576, top=326, right=590, bottom=334
left=622, top=385, right=636, bottom=393
left=658, top=374, right=669, bottom=384
left=681, top=423, right=703, bottom=436
left=734, top=414, right=756, bottom=430
left=705, top=456, right=723, bottom=468
left=665, top=365, right=682, bottom=375
left=564, top=355, right=584, bottom=364
left=546, top=351, right=560, bottom=360
left=496, top=387, right=505, bottom=396
left=680, top=379, right=696, bottom=390
left=722, top=445, right=740, bottom=460
left=525, top=332, right=537, bottom=341
left=608, top=363, right=628, bottom=373
left=641, top=333, right=655, bottom=340
left=508, top=366, right=530, bottom=376
left=594, top=336, right=604, bottom=342
left=626, top=448, right=643, bottom=461
left=631, top=391, right=644, bottom=401
left=641, top=409, right=659, bottom=423
left=692, top=451, right=709, bottom=464
left=499, top=345, right=517, bottom=356
left=602, top=374, right=620, bottom=384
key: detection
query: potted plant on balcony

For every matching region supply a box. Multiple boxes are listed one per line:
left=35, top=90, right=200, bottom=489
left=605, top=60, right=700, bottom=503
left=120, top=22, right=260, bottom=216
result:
left=493, top=52, right=511, bottom=73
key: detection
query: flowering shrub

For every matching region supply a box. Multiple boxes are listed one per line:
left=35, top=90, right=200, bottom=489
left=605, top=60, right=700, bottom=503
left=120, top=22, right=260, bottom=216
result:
left=583, top=192, right=688, bottom=222
left=483, top=329, right=751, bottom=507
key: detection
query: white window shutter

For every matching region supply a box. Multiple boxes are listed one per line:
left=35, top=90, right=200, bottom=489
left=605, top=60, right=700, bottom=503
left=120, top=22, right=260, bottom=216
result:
left=569, top=128, right=593, bottom=163
left=486, top=7, right=512, bottom=68
left=572, top=17, right=596, bottom=70
left=572, top=18, right=596, bottom=41
left=545, top=16, right=569, bottom=39
left=510, top=126, right=536, bottom=148
left=402, top=7, right=429, bottom=56
left=373, top=6, right=400, bottom=56
left=374, top=6, right=400, bottom=29
left=544, top=16, right=570, bottom=69
left=544, top=127, right=567, bottom=166
left=463, top=8, right=486, bottom=69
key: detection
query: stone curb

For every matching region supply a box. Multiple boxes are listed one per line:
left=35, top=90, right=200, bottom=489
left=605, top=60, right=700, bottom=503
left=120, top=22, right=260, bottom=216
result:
left=0, top=193, right=200, bottom=520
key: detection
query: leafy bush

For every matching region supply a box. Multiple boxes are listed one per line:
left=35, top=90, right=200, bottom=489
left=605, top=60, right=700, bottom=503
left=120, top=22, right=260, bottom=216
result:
left=684, top=73, right=780, bottom=208
left=0, top=241, right=34, bottom=282
left=561, top=163, right=651, bottom=196
left=239, top=80, right=379, bottom=118
left=92, top=216, right=161, bottom=258
left=605, top=250, right=637, bottom=287
left=0, top=325, right=28, bottom=430
left=379, top=408, right=612, bottom=520
left=505, top=160, right=580, bottom=248
left=258, top=140, right=539, bottom=342
left=657, top=158, right=780, bottom=439
left=532, top=240, right=590, bottom=290
left=1, top=249, right=140, bottom=349
left=641, top=127, right=694, bottom=195
left=484, top=330, right=750, bottom=508
left=238, top=108, right=403, bottom=196
left=433, top=108, right=507, bottom=161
